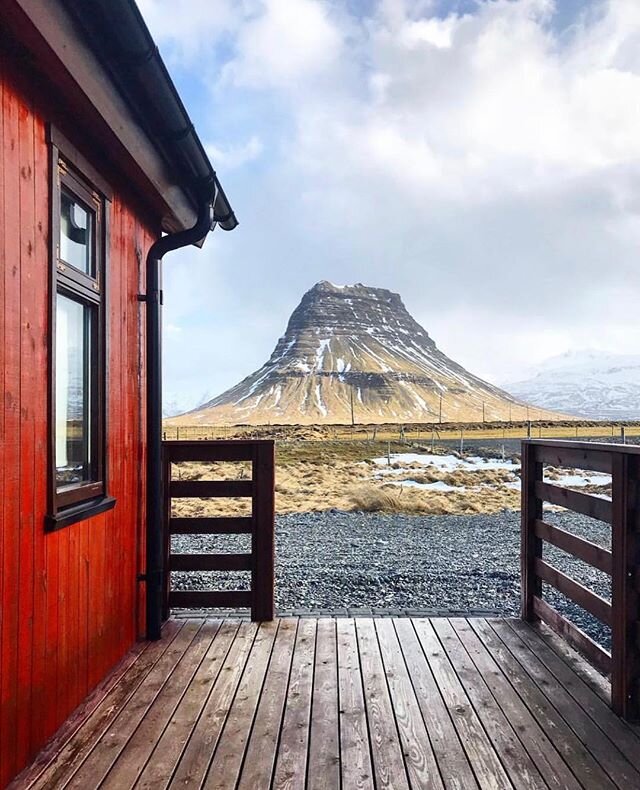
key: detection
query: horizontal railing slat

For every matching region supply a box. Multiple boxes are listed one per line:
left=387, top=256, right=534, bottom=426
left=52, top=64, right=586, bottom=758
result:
left=169, top=517, right=254, bottom=535
left=163, top=442, right=255, bottom=462
left=533, top=596, right=612, bottom=675
left=534, top=481, right=612, bottom=524
left=534, top=519, right=612, bottom=575
left=169, top=480, right=253, bottom=498
left=170, top=554, right=252, bottom=572
left=534, top=557, right=612, bottom=625
left=168, top=590, right=252, bottom=608
left=524, top=439, right=640, bottom=457
left=532, top=444, right=612, bottom=474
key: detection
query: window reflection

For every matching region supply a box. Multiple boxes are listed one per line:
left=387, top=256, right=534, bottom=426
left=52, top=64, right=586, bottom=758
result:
left=60, top=189, right=93, bottom=274
left=56, top=294, right=92, bottom=487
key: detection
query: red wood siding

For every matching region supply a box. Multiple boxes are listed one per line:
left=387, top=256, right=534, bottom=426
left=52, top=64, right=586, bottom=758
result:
left=0, top=61, right=153, bottom=788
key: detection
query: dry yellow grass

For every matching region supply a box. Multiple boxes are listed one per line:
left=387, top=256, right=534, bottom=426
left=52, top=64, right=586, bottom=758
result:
left=170, top=454, right=522, bottom=517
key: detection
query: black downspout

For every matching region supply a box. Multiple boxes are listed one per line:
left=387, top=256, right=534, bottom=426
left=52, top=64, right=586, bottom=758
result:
left=145, top=194, right=215, bottom=641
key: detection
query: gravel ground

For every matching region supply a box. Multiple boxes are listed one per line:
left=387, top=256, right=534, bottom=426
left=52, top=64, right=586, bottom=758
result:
left=172, top=509, right=611, bottom=647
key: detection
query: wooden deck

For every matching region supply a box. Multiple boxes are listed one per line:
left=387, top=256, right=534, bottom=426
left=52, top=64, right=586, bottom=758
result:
left=13, top=617, right=640, bottom=790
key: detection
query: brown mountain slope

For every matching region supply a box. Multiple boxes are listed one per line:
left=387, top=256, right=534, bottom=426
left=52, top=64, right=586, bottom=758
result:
left=175, top=281, right=561, bottom=425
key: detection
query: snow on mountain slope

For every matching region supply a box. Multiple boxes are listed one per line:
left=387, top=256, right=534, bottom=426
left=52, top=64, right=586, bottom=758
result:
left=503, top=350, right=640, bottom=419
left=173, top=281, right=560, bottom=425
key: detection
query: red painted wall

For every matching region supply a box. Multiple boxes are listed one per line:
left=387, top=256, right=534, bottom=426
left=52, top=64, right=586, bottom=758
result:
left=0, top=57, right=153, bottom=787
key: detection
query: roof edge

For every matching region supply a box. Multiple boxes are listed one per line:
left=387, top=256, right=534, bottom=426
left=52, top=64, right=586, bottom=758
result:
left=61, top=0, right=237, bottom=233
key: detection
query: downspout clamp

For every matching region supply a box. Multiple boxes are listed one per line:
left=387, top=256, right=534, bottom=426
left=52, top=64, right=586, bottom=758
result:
left=144, top=190, right=217, bottom=641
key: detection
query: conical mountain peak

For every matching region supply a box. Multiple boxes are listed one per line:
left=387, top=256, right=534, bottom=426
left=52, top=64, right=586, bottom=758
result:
left=182, top=281, right=555, bottom=425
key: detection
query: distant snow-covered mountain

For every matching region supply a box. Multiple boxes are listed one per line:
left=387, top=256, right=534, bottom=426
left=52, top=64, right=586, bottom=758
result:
left=163, top=390, right=214, bottom=419
left=503, top=350, right=640, bottom=420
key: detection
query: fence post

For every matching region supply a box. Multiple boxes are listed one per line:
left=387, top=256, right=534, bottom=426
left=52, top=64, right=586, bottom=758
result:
left=521, top=442, right=543, bottom=621
left=161, top=447, right=171, bottom=622
left=252, top=442, right=275, bottom=621
left=611, top=452, right=640, bottom=720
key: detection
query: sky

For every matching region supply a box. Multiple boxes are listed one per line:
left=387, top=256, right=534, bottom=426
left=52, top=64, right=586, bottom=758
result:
left=136, top=0, right=640, bottom=413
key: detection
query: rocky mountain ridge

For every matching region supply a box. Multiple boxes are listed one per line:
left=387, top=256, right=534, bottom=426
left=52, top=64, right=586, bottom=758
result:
left=175, top=281, right=558, bottom=425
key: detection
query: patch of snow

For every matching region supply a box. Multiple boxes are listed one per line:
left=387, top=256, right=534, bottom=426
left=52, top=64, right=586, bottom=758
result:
left=388, top=480, right=462, bottom=492
left=315, top=383, right=327, bottom=417
left=315, top=338, right=331, bottom=372
left=372, top=454, right=518, bottom=472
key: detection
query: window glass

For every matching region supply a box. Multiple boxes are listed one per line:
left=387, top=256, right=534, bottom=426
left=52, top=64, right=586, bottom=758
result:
left=55, top=293, right=93, bottom=487
left=60, top=189, right=93, bottom=275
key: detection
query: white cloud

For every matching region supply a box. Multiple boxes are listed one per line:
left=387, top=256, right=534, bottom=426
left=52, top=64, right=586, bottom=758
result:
left=137, top=0, right=242, bottom=63
left=206, top=136, right=264, bottom=169
left=143, top=0, right=640, bottom=405
left=219, top=0, right=346, bottom=91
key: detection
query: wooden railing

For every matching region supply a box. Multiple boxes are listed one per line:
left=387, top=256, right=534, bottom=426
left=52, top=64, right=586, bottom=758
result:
left=521, top=439, right=640, bottom=720
left=162, top=440, right=275, bottom=621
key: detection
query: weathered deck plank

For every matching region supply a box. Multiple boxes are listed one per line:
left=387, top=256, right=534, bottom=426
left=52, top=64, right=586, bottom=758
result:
left=135, top=620, right=241, bottom=790
left=470, top=618, right=618, bottom=790
left=336, top=618, right=374, bottom=790
left=413, top=619, right=514, bottom=790
left=357, top=618, right=409, bottom=790
left=12, top=616, right=636, bottom=790
left=272, top=618, right=316, bottom=790
left=307, top=618, right=341, bottom=790
left=236, top=619, right=298, bottom=790
left=491, top=619, right=640, bottom=789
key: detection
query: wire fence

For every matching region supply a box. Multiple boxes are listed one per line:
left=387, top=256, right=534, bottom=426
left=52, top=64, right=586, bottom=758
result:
left=162, top=421, right=640, bottom=446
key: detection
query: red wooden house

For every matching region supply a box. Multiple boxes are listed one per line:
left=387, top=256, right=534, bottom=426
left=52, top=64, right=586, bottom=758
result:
left=0, top=1, right=236, bottom=784
left=2, top=2, right=640, bottom=788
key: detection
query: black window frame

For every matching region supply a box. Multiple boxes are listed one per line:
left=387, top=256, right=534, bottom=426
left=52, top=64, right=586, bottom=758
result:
left=46, top=127, right=115, bottom=531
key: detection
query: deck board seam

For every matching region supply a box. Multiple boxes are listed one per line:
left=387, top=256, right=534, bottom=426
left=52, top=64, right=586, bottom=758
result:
left=201, top=620, right=281, bottom=790
left=452, top=618, right=579, bottom=790
left=481, top=618, right=618, bottom=790
left=264, top=618, right=300, bottom=790
left=466, top=619, right=594, bottom=790
left=357, top=618, right=411, bottom=790
left=140, top=620, right=242, bottom=790
left=236, top=618, right=298, bottom=789
left=432, top=619, right=522, bottom=790
left=272, top=616, right=316, bottom=790
left=489, top=619, right=636, bottom=790
left=374, top=618, right=442, bottom=789
left=420, top=618, right=517, bottom=790
left=407, top=618, right=483, bottom=790
left=504, top=620, right=640, bottom=769
left=303, top=619, right=319, bottom=790
left=393, top=618, right=478, bottom=790
left=68, top=619, right=208, bottom=790
left=23, top=619, right=187, bottom=790
left=108, top=619, right=224, bottom=788
left=167, top=620, right=260, bottom=789
left=352, top=618, right=378, bottom=790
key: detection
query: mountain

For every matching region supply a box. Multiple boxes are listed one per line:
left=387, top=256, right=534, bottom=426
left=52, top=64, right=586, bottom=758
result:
left=503, top=350, right=640, bottom=420
left=175, top=281, right=559, bottom=426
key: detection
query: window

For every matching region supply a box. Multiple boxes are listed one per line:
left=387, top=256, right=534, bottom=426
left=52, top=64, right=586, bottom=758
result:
left=47, top=133, right=114, bottom=529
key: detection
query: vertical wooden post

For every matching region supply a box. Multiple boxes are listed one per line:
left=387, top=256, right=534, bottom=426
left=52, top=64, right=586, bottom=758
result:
left=252, top=442, right=275, bottom=621
left=611, top=452, right=640, bottom=720
left=161, top=448, right=171, bottom=622
left=521, top=442, right=543, bottom=621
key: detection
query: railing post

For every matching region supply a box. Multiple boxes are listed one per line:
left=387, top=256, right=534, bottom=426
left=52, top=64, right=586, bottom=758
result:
left=611, top=452, right=640, bottom=720
left=521, top=442, right=543, bottom=621
left=161, top=447, right=171, bottom=622
left=252, top=442, right=275, bottom=621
